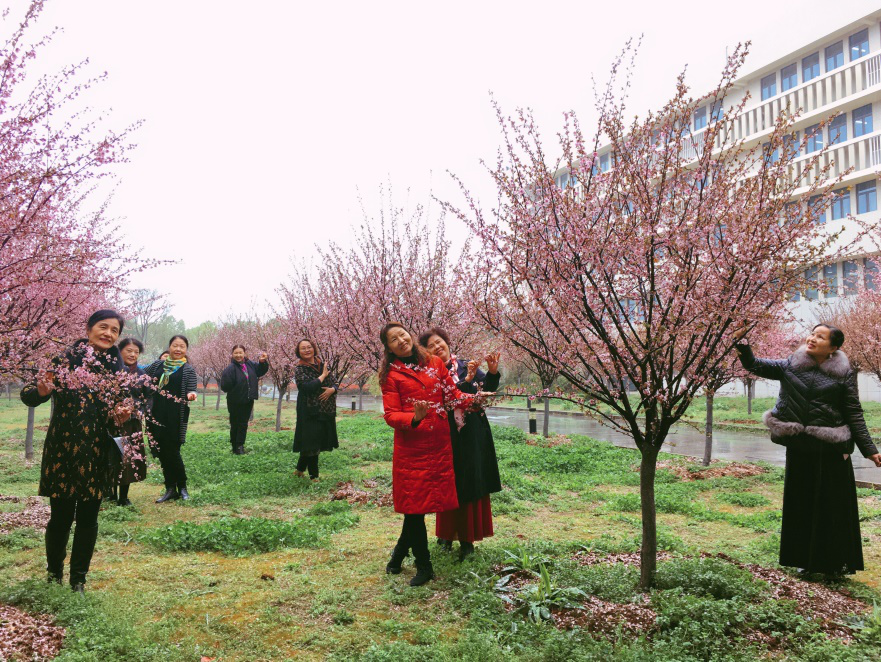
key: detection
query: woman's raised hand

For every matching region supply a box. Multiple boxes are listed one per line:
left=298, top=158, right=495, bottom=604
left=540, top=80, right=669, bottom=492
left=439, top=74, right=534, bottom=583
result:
left=731, top=324, right=750, bottom=341
left=465, top=360, right=480, bottom=382
left=187, top=392, right=198, bottom=402
left=36, top=376, right=55, bottom=397
left=485, top=352, right=501, bottom=374
left=319, top=363, right=330, bottom=380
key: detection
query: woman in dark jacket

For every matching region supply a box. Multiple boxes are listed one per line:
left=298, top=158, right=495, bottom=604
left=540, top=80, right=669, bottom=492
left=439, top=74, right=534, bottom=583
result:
left=380, top=322, right=475, bottom=586
left=21, top=309, right=129, bottom=593
left=220, top=345, right=269, bottom=455
left=145, top=335, right=198, bottom=503
left=420, top=328, right=502, bottom=560
left=735, top=323, right=881, bottom=576
left=292, top=339, right=338, bottom=481
left=112, top=337, right=150, bottom=506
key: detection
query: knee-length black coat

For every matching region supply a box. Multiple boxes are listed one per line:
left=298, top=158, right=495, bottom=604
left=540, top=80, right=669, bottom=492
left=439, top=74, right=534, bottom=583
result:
left=144, top=359, right=198, bottom=447
left=113, top=364, right=150, bottom=484
left=292, top=361, right=339, bottom=453
left=21, top=340, right=125, bottom=500
left=446, top=359, right=502, bottom=504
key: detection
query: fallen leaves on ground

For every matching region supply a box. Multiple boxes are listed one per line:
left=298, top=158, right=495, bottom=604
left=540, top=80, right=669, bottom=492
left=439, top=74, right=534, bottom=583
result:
left=0, top=495, right=49, bottom=533
left=0, top=603, right=65, bottom=661
left=649, top=460, right=767, bottom=481
left=330, top=480, right=393, bottom=507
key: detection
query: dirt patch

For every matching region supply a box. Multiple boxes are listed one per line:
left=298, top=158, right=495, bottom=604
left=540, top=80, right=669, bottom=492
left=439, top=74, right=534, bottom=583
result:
left=572, top=550, right=673, bottom=567
left=492, top=566, right=538, bottom=591
left=706, top=553, right=869, bottom=641
left=650, top=460, right=767, bottom=482
left=0, top=603, right=66, bottom=660
left=525, top=435, right=572, bottom=448
left=727, top=419, right=760, bottom=425
left=330, top=480, right=393, bottom=508
left=0, top=496, right=49, bottom=533
left=552, top=595, right=657, bottom=637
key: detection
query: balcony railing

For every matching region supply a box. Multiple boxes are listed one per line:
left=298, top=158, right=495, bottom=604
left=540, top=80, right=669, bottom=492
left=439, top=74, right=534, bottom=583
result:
left=788, top=132, right=881, bottom=187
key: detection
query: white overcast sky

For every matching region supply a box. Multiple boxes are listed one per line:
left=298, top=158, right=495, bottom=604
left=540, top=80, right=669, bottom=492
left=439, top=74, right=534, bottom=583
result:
left=21, top=0, right=877, bottom=326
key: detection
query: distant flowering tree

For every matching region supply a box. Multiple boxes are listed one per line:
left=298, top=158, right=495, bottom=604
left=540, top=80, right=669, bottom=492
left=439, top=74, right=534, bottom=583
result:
left=834, top=257, right=881, bottom=387
left=253, top=318, right=297, bottom=432
left=445, top=43, right=869, bottom=588
left=311, top=187, right=480, bottom=380
left=0, top=1, right=151, bottom=379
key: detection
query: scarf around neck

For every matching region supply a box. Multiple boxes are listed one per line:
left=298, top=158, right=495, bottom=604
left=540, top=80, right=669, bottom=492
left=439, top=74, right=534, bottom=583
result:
left=158, top=357, right=187, bottom=390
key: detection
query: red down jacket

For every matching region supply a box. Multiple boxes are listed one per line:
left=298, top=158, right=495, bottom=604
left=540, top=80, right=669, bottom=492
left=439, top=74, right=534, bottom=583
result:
left=381, top=354, right=473, bottom=515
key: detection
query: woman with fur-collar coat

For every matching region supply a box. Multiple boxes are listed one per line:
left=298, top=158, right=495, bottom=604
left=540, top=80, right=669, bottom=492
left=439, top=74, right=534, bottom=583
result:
left=735, top=323, right=881, bottom=576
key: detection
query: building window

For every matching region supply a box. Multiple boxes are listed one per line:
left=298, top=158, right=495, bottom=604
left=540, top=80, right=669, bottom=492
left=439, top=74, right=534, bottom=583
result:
left=802, top=52, right=820, bottom=82
left=843, top=260, right=859, bottom=295
left=763, top=142, right=779, bottom=165
left=557, top=173, right=569, bottom=189
left=805, top=266, right=819, bottom=300
left=781, top=63, right=798, bottom=92
left=805, top=124, right=823, bottom=153
left=694, top=106, right=707, bottom=131
left=823, top=264, right=838, bottom=298
left=866, top=258, right=879, bottom=291
left=825, top=41, right=844, bottom=71
left=857, top=180, right=877, bottom=214
left=761, top=74, right=776, bottom=101
left=808, top=195, right=825, bottom=224
left=710, top=100, right=723, bottom=123
left=849, top=29, right=869, bottom=61
left=830, top=188, right=851, bottom=220
left=783, top=132, right=799, bottom=159
left=853, top=104, right=873, bottom=137
left=829, top=113, right=847, bottom=145
left=600, top=153, right=610, bottom=172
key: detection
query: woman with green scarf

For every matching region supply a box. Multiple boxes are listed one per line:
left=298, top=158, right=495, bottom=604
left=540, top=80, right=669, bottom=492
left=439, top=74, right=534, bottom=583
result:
left=145, top=335, right=198, bottom=503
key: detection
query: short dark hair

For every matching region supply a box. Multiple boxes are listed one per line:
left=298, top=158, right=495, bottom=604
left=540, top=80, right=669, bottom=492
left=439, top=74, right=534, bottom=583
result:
left=87, top=309, right=125, bottom=332
left=418, top=327, right=450, bottom=349
left=168, top=334, right=189, bottom=348
left=295, top=339, right=318, bottom=359
left=118, top=337, right=144, bottom=353
left=813, top=323, right=844, bottom=349
left=231, top=344, right=246, bottom=354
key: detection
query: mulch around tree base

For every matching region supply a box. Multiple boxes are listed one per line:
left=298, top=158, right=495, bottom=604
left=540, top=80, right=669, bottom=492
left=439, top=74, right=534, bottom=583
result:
left=650, top=460, right=768, bottom=481
left=330, top=480, right=393, bottom=507
left=0, top=495, right=49, bottom=533
left=0, top=604, right=65, bottom=661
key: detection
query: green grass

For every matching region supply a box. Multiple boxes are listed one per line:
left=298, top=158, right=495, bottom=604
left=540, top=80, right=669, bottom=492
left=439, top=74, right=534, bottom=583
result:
left=0, top=395, right=880, bottom=660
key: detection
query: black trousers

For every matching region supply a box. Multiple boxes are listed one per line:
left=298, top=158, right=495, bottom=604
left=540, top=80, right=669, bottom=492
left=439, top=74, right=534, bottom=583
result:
left=396, top=514, right=430, bottom=565
left=296, top=452, right=319, bottom=479
left=156, top=435, right=187, bottom=490
left=228, top=401, right=254, bottom=450
left=45, top=498, right=101, bottom=586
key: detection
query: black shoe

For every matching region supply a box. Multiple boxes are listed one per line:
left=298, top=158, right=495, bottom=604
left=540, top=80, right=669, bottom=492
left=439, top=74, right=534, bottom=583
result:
left=156, top=489, right=179, bottom=503
left=410, top=562, right=434, bottom=587
left=71, top=583, right=85, bottom=595
left=179, top=488, right=190, bottom=501
left=386, top=544, right=409, bottom=575
left=437, top=538, right=453, bottom=551
left=117, top=498, right=132, bottom=507
left=46, top=573, right=62, bottom=585
left=458, top=542, right=475, bottom=561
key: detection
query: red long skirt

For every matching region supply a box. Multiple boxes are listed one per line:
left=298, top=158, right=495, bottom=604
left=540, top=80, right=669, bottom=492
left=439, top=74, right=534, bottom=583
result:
left=436, top=495, right=494, bottom=543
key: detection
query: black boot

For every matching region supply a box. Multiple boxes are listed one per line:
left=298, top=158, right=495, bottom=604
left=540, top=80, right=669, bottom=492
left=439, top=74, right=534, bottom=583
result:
left=44, top=520, right=71, bottom=584
left=410, top=561, right=434, bottom=587
left=178, top=487, right=190, bottom=501
left=69, top=522, right=98, bottom=588
left=156, top=488, right=179, bottom=503
left=117, top=483, right=132, bottom=507
left=437, top=538, right=453, bottom=551
left=458, top=541, right=475, bottom=561
left=71, top=583, right=85, bottom=595
left=386, top=544, right=409, bottom=575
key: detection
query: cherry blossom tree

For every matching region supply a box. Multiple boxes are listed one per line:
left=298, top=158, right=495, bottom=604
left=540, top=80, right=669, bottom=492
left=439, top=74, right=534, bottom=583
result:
left=834, top=257, right=881, bottom=386
left=253, top=318, right=296, bottom=432
left=0, top=1, right=152, bottom=379
left=446, top=43, right=864, bottom=588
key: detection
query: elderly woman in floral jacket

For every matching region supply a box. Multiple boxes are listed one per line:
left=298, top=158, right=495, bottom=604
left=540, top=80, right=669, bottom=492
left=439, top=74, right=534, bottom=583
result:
left=735, top=323, right=881, bottom=576
left=21, top=310, right=129, bottom=593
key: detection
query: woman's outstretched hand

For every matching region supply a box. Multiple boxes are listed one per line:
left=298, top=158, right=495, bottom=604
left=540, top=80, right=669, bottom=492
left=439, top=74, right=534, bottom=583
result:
left=870, top=453, right=881, bottom=467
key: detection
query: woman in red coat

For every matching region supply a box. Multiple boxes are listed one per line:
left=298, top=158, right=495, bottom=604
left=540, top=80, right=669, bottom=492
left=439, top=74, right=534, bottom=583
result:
left=380, top=322, right=473, bottom=586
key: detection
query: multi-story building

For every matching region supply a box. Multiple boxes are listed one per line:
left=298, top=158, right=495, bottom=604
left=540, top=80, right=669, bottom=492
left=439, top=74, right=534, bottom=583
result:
left=557, top=10, right=881, bottom=400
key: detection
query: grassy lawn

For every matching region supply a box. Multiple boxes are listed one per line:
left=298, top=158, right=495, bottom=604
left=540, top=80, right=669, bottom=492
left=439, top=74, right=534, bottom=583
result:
left=1, top=395, right=880, bottom=660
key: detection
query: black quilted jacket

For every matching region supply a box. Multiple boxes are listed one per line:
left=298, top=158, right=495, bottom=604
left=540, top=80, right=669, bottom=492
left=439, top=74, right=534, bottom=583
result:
left=736, top=343, right=878, bottom=457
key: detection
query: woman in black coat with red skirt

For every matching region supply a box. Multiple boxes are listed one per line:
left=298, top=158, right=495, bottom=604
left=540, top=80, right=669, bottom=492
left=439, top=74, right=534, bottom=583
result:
left=734, top=323, right=881, bottom=576
left=420, top=327, right=502, bottom=561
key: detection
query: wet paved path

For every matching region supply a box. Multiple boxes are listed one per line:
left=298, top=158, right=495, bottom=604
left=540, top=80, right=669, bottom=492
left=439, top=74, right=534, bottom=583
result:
left=336, top=394, right=881, bottom=487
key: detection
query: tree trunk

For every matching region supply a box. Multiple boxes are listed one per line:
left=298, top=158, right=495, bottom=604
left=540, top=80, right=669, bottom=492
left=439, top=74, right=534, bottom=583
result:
left=747, top=380, right=754, bottom=415
left=5, top=383, right=10, bottom=400
left=542, top=397, right=550, bottom=437
left=215, top=380, right=222, bottom=410
left=638, top=444, right=661, bottom=589
left=702, top=390, right=714, bottom=467
left=25, top=406, right=35, bottom=461
left=276, top=386, right=285, bottom=432
left=286, top=390, right=290, bottom=401
left=272, top=388, right=276, bottom=401
left=202, top=383, right=206, bottom=407
left=358, top=385, right=364, bottom=411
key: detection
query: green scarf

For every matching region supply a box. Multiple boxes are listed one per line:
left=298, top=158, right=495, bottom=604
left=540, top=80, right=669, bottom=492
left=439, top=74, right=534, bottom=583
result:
left=158, top=357, right=187, bottom=390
